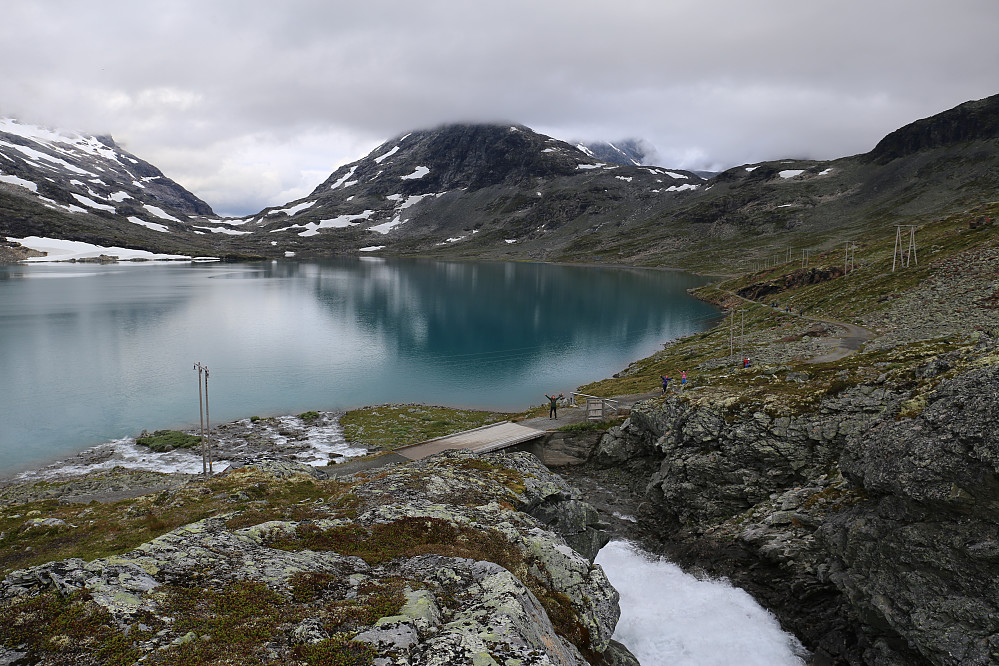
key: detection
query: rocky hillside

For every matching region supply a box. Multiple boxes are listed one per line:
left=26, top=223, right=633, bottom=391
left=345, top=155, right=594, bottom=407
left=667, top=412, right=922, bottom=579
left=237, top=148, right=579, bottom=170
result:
left=569, top=201, right=999, bottom=665
left=0, top=451, right=638, bottom=665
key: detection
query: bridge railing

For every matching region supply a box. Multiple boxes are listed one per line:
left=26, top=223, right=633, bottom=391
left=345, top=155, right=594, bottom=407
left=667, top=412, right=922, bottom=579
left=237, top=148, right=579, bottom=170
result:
left=569, top=392, right=619, bottom=421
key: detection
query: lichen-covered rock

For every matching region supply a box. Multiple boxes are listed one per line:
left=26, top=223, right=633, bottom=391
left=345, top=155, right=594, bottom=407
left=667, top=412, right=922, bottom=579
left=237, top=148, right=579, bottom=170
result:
left=0, top=450, right=620, bottom=665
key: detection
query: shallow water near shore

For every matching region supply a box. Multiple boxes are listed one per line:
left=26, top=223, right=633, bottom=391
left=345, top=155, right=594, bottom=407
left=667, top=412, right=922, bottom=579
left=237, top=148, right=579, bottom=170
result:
left=0, top=258, right=721, bottom=475
left=596, top=540, right=808, bottom=665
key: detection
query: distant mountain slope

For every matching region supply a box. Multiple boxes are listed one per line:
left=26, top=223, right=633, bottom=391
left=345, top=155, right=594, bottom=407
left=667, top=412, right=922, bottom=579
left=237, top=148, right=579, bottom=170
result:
left=0, top=119, right=249, bottom=257
left=867, top=94, right=999, bottom=162
left=4, top=92, right=999, bottom=270
left=577, top=139, right=651, bottom=167
left=225, top=124, right=705, bottom=258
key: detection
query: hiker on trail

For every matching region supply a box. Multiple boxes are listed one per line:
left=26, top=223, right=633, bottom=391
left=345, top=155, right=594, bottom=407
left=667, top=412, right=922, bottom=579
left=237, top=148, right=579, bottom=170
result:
left=681, top=371, right=687, bottom=385
left=743, top=358, right=750, bottom=368
left=545, top=392, right=563, bottom=419
left=661, top=375, right=670, bottom=393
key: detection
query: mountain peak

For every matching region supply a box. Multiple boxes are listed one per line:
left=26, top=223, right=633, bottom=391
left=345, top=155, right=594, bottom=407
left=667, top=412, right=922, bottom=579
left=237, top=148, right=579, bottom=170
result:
left=578, top=139, right=655, bottom=167
left=867, top=93, right=999, bottom=162
left=312, top=123, right=593, bottom=197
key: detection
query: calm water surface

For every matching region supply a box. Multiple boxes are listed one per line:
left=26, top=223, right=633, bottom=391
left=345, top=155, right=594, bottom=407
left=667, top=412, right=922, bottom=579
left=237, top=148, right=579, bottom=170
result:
left=0, top=258, right=721, bottom=473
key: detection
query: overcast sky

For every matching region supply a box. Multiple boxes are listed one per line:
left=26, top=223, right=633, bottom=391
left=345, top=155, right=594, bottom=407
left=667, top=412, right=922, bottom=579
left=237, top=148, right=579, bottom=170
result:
left=3, top=1, right=997, bottom=217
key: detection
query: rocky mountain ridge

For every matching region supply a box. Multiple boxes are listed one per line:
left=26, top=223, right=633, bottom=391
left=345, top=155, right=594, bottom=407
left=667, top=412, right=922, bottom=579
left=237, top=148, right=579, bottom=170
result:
left=4, top=92, right=998, bottom=269
left=0, top=118, right=251, bottom=259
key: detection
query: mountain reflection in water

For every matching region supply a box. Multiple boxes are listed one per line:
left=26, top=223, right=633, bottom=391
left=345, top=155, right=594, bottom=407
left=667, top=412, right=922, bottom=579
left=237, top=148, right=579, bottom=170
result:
left=0, top=258, right=721, bottom=473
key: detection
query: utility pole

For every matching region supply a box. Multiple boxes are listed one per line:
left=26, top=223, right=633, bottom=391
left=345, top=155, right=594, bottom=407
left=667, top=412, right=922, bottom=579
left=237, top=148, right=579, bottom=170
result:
left=729, top=308, right=745, bottom=364
left=844, top=241, right=856, bottom=273
left=801, top=249, right=810, bottom=268
left=194, top=362, right=213, bottom=476
left=728, top=310, right=735, bottom=359
left=892, top=225, right=918, bottom=271
left=739, top=308, right=745, bottom=365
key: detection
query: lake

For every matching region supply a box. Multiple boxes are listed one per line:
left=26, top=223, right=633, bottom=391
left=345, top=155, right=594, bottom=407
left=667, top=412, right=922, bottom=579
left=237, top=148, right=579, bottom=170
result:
left=0, top=258, right=721, bottom=474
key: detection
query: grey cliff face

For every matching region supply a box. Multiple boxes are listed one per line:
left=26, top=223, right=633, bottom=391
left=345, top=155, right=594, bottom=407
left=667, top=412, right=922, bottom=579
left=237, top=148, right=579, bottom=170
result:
left=593, top=337, right=999, bottom=665
left=824, top=359, right=999, bottom=666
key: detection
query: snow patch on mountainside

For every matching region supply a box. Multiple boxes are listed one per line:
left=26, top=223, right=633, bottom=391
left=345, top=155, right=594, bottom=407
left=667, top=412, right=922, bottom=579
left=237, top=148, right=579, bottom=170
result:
left=0, top=172, right=37, bottom=192
left=143, top=204, right=182, bottom=223
left=10, top=236, right=190, bottom=261
left=127, top=217, right=170, bottom=233
left=374, top=146, right=400, bottom=163
left=401, top=166, right=429, bottom=180
left=268, top=200, right=316, bottom=216
left=298, top=210, right=375, bottom=237
left=330, top=166, right=358, bottom=189
left=193, top=225, right=252, bottom=235
left=369, top=216, right=403, bottom=234
left=72, top=193, right=115, bottom=213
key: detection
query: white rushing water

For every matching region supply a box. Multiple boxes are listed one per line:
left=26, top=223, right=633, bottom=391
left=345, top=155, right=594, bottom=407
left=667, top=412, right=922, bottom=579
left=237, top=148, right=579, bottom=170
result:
left=13, top=415, right=367, bottom=482
left=595, top=541, right=808, bottom=665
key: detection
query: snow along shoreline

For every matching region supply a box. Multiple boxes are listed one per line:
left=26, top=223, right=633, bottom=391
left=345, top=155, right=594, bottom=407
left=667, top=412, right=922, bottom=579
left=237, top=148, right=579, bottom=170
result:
left=4, top=411, right=367, bottom=485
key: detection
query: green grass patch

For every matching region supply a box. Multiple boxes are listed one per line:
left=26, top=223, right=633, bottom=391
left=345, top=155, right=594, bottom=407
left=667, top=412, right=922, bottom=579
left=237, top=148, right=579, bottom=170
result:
left=339, top=404, right=513, bottom=450
left=556, top=418, right=623, bottom=433
left=135, top=429, right=202, bottom=452
left=159, top=581, right=289, bottom=664
left=0, top=589, right=145, bottom=665
left=269, top=517, right=526, bottom=573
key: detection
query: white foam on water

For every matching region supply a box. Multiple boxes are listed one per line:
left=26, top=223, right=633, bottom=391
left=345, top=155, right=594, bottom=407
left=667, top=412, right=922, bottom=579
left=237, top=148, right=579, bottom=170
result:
left=15, top=438, right=221, bottom=480
left=11, top=414, right=367, bottom=481
left=595, top=540, right=808, bottom=666
left=240, top=415, right=367, bottom=466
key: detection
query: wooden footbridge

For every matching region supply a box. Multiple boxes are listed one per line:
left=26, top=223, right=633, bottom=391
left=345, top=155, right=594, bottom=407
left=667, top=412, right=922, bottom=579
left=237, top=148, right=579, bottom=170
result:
left=393, top=421, right=546, bottom=461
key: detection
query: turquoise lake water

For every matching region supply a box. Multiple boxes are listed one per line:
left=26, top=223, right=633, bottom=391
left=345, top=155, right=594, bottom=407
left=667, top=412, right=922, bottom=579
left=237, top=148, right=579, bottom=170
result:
left=0, top=258, right=721, bottom=474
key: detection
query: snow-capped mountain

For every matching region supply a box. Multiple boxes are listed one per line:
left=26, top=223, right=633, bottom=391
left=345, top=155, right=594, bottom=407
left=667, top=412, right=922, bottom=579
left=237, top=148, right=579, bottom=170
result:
left=0, top=119, right=255, bottom=257
left=238, top=124, right=705, bottom=257
left=4, top=92, right=999, bottom=266
left=577, top=139, right=653, bottom=167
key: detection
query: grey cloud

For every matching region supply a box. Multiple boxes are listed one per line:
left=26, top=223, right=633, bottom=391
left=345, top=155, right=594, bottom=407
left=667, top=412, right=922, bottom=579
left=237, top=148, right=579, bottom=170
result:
left=1, top=0, right=997, bottom=215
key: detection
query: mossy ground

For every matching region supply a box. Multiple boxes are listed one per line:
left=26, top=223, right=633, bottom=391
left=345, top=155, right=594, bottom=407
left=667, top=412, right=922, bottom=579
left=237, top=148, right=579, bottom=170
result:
left=339, top=403, right=514, bottom=450
left=0, top=456, right=595, bottom=664
left=0, top=468, right=357, bottom=579
left=579, top=206, right=997, bottom=419
left=135, top=429, right=202, bottom=452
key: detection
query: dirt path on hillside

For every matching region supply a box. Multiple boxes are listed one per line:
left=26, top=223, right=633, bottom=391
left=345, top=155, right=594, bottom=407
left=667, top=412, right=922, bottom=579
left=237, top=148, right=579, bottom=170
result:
left=727, top=291, right=877, bottom=364
left=803, top=320, right=875, bottom=364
